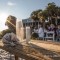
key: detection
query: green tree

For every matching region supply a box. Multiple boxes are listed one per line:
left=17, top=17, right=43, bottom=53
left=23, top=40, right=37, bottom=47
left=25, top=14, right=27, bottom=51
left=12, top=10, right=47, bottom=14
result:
left=30, top=2, right=60, bottom=25
left=5, top=15, right=16, bottom=33
left=38, top=10, right=46, bottom=23
left=30, top=9, right=42, bottom=21
left=46, top=2, right=59, bottom=24
left=46, top=2, right=57, bottom=16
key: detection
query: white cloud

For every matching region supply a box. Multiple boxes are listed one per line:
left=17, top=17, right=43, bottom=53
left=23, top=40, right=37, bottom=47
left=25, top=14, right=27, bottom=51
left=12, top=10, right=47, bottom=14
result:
left=7, top=2, right=16, bottom=6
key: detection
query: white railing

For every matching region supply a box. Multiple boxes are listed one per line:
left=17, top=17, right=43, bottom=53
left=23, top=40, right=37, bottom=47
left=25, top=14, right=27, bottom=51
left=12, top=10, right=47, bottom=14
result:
left=44, top=31, right=55, bottom=41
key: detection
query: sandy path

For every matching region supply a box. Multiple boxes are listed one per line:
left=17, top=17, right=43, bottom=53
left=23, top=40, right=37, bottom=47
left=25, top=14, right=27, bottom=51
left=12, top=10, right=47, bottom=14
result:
left=30, top=40, right=60, bottom=60
left=31, top=40, right=60, bottom=53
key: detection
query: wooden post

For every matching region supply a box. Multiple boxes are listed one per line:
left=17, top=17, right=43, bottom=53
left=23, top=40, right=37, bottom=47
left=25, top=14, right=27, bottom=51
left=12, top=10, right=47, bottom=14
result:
left=15, top=55, right=19, bottom=60
left=26, top=26, right=31, bottom=43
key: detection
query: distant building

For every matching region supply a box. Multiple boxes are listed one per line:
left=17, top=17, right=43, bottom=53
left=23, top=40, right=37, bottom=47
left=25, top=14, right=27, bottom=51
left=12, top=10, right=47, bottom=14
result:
left=22, top=18, right=41, bottom=28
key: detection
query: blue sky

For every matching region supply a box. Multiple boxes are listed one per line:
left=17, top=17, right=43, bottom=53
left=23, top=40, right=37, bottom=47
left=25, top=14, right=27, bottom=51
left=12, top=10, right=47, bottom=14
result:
left=0, top=0, right=60, bottom=31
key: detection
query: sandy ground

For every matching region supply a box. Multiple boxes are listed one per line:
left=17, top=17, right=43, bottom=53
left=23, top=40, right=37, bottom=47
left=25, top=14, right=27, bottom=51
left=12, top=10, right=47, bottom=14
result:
left=0, top=49, right=25, bottom=60
left=0, top=49, right=15, bottom=60
left=31, top=40, right=60, bottom=52
left=30, top=40, right=60, bottom=60
left=0, top=39, right=60, bottom=60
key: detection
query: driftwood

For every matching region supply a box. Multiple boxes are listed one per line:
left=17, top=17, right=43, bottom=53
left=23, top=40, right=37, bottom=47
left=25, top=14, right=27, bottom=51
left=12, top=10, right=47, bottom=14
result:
left=0, top=40, right=51, bottom=60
